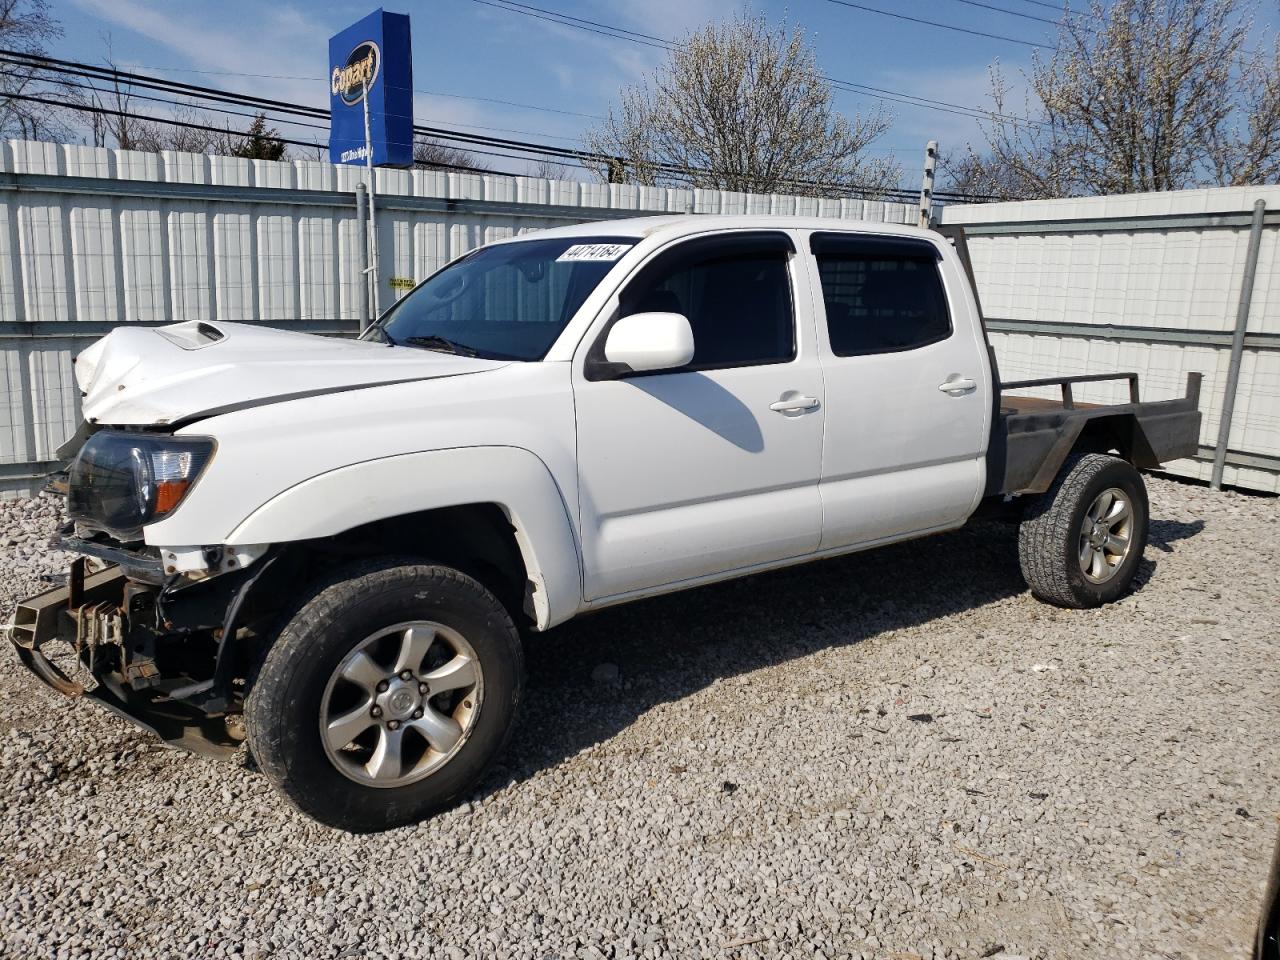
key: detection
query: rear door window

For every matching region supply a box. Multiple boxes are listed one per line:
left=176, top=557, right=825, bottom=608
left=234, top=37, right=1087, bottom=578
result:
left=810, top=233, right=952, bottom=356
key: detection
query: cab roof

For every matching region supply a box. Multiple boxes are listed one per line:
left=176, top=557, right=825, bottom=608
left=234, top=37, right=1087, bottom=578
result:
left=492, top=214, right=937, bottom=244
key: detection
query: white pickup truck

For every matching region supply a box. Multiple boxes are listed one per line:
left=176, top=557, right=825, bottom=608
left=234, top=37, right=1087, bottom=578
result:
left=10, top=215, right=1201, bottom=831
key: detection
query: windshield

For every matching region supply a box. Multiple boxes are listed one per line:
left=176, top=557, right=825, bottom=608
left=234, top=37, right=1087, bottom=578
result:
left=367, top=236, right=638, bottom=360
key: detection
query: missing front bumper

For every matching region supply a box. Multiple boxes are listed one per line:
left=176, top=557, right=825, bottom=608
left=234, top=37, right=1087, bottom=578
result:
left=8, top=560, right=243, bottom=759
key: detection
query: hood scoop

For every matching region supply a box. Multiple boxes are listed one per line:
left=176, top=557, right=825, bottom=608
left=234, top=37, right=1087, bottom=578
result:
left=155, top=320, right=226, bottom=350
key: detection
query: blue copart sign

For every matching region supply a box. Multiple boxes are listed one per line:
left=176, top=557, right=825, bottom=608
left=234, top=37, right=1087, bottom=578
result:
left=328, top=9, right=413, bottom=167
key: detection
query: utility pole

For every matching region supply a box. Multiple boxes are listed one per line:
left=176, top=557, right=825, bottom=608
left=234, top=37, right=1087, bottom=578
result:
left=919, top=140, right=938, bottom=229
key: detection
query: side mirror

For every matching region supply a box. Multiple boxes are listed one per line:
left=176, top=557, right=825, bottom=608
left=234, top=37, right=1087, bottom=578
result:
left=602, top=312, right=695, bottom=375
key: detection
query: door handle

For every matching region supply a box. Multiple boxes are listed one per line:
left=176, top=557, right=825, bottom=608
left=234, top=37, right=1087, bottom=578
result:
left=770, top=395, right=820, bottom=413
left=938, top=376, right=977, bottom=394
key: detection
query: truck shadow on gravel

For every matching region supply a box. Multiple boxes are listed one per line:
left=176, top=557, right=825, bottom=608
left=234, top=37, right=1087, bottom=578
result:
left=1147, top=517, right=1204, bottom=552
left=482, top=516, right=1204, bottom=796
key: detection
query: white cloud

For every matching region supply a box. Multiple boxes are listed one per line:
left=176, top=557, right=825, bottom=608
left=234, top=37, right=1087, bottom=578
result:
left=550, top=63, right=575, bottom=91
left=69, top=0, right=330, bottom=106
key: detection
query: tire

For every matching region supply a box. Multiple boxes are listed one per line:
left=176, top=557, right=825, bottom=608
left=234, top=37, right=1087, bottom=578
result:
left=245, top=559, right=522, bottom=832
left=1018, top=453, right=1149, bottom=609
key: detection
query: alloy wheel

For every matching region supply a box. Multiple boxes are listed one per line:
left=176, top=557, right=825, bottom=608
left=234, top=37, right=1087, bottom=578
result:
left=1078, top=487, right=1134, bottom=584
left=319, top=621, right=483, bottom=788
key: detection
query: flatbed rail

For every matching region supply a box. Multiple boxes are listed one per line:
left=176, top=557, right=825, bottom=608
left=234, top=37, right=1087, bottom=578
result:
left=1000, top=372, right=1142, bottom=410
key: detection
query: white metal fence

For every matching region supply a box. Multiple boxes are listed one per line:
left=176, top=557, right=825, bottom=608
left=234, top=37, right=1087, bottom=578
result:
left=941, top=186, right=1280, bottom=494
left=0, top=139, right=916, bottom=496
left=2, top=139, right=1276, bottom=495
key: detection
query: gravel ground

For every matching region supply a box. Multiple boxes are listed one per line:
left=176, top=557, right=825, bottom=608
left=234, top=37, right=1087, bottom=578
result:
left=0, top=475, right=1277, bottom=960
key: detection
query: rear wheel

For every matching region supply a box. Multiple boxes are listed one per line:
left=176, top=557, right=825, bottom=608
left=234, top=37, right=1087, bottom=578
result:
left=1018, top=453, right=1149, bottom=608
left=246, top=560, right=522, bottom=831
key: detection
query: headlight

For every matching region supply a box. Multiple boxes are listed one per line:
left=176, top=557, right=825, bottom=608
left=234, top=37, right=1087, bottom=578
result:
left=67, top=431, right=215, bottom=542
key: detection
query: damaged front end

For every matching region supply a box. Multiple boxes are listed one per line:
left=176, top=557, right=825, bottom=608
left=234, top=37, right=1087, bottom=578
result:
left=9, top=539, right=280, bottom=758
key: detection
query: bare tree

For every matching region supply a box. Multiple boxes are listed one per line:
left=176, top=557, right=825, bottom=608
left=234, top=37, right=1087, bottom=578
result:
left=1218, top=36, right=1280, bottom=185
left=526, top=157, right=573, bottom=180
left=56, top=38, right=287, bottom=160
left=63, top=36, right=153, bottom=151
left=0, top=0, right=66, bottom=140
left=585, top=14, right=900, bottom=197
left=413, top=136, right=487, bottom=172
left=963, top=0, right=1280, bottom=198
left=936, top=146, right=1024, bottom=201
left=130, top=107, right=228, bottom=154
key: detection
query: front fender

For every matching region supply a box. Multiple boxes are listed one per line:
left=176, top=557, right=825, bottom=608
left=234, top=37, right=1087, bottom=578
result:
left=225, top=446, right=583, bottom=629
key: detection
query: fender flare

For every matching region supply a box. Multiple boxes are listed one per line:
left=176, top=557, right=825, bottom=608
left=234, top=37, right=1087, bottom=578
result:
left=1022, top=412, right=1159, bottom=494
left=225, top=446, right=583, bottom=629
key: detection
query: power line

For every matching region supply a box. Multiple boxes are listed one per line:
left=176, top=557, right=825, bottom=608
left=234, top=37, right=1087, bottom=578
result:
left=473, top=0, right=672, bottom=48
left=2, top=48, right=1004, bottom=201
left=17, top=85, right=993, bottom=198
left=416, top=88, right=602, bottom=121
left=469, top=0, right=671, bottom=49
left=102, top=59, right=606, bottom=121
left=2, top=51, right=603, bottom=154
left=1005, top=0, right=1089, bottom=16
left=828, top=78, right=1048, bottom=127
left=492, top=0, right=670, bottom=44
left=2, top=91, right=325, bottom=151
left=824, top=0, right=1053, bottom=49
left=939, top=0, right=1067, bottom=29
left=463, top=0, right=1045, bottom=128
left=0, top=90, right=511, bottom=175
left=3, top=54, right=337, bottom=122
left=0, top=53, right=614, bottom=171
left=18, top=74, right=333, bottom=134
left=0, top=54, right=551, bottom=174
left=16, top=72, right=587, bottom=147
left=6, top=51, right=605, bottom=169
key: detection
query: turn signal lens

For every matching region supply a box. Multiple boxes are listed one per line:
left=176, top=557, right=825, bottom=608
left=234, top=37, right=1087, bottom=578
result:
left=147, top=448, right=203, bottom=520
left=153, top=479, right=192, bottom=516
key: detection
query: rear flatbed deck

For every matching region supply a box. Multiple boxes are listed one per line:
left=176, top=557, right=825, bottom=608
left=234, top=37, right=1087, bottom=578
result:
left=987, top=372, right=1203, bottom=496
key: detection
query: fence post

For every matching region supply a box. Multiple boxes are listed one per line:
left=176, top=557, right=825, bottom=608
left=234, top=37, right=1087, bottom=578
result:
left=355, top=182, right=371, bottom=331
left=919, top=141, right=937, bottom=229
left=1211, top=198, right=1267, bottom=490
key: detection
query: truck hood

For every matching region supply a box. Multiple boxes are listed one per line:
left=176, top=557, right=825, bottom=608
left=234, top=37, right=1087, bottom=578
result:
left=73, top=320, right=510, bottom=427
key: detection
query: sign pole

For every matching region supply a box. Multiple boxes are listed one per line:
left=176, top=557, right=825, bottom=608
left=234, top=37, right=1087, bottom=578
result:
left=362, top=78, right=381, bottom=320
left=355, top=182, right=371, bottom=330
left=330, top=9, right=411, bottom=317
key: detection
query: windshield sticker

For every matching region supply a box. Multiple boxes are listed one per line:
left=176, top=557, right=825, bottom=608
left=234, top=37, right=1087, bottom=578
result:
left=556, top=243, right=631, bottom=263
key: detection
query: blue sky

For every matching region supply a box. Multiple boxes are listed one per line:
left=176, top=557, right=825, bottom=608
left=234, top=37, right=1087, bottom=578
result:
left=51, top=0, right=1280, bottom=183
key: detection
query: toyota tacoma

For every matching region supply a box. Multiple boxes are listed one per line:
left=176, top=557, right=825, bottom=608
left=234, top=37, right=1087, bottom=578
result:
left=8, top=216, right=1202, bottom=831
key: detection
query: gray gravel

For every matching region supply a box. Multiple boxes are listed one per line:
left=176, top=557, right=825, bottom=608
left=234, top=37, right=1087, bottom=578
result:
left=1, top=475, right=1277, bottom=960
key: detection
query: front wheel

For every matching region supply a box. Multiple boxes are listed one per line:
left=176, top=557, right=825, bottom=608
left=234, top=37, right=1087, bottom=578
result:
left=1018, top=453, right=1149, bottom=608
left=246, top=560, right=523, bottom=832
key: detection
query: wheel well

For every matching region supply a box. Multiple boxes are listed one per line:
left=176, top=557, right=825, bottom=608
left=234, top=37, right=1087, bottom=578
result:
left=1074, top=418, right=1126, bottom=457
left=1070, top=415, right=1159, bottom=469
left=291, top=503, right=532, bottom=625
